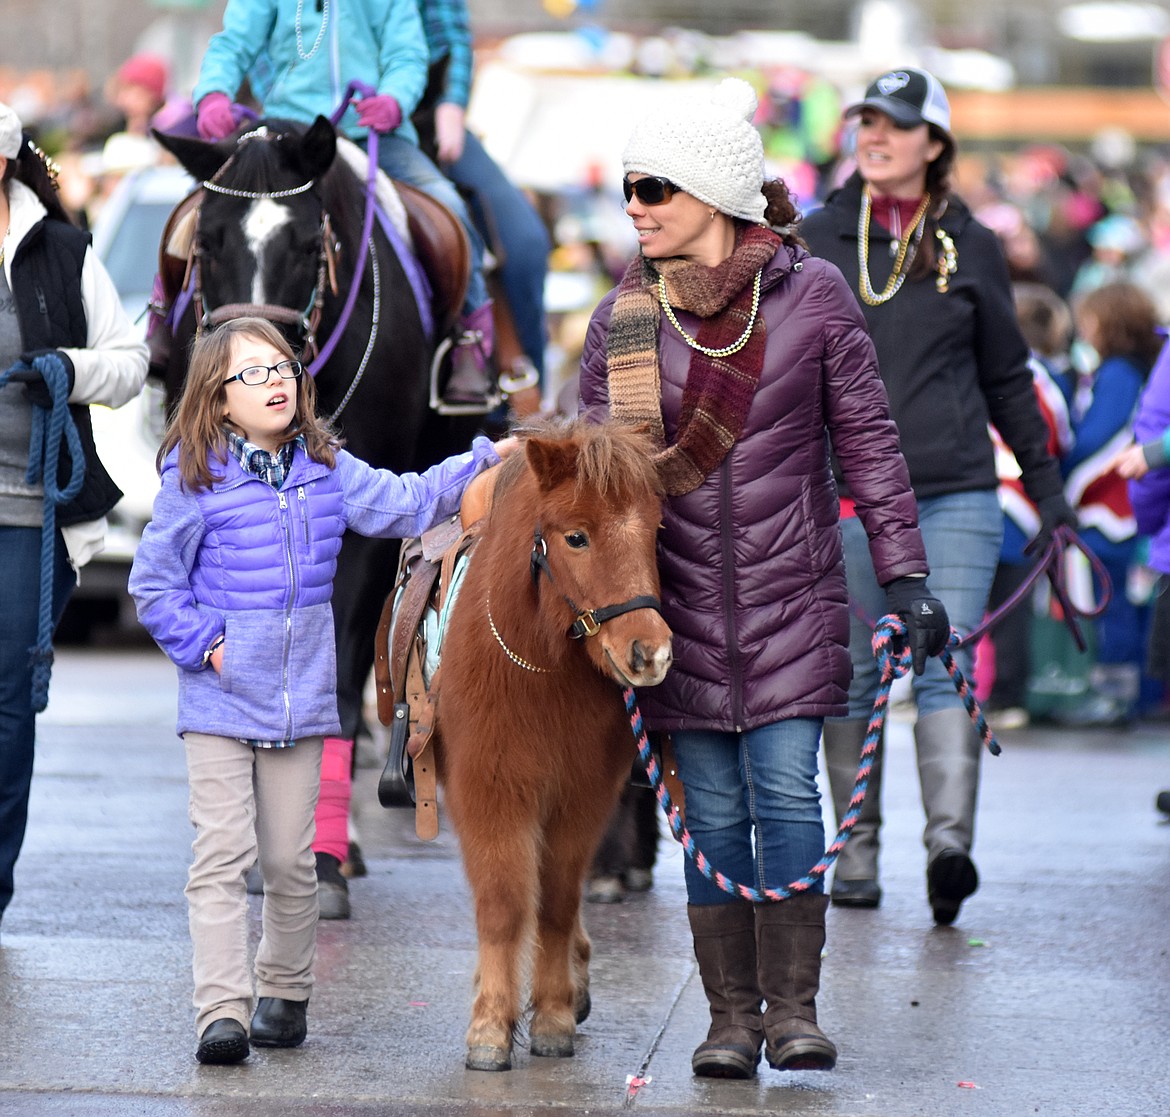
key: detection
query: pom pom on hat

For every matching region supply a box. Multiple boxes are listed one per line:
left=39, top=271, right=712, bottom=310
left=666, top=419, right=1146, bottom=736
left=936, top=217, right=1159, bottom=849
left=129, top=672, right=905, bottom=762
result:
left=623, top=77, right=766, bottom=224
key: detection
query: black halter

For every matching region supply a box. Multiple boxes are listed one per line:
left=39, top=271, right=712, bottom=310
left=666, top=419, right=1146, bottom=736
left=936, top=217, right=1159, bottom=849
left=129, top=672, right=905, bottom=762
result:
left=529, top=527, right=663, bottom=640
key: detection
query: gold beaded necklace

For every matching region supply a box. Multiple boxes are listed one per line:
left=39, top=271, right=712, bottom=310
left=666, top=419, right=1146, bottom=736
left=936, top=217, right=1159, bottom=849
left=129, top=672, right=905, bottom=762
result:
left=857, top=186, right=931, bottom=306
left=657, top=269, right=762, bottom=358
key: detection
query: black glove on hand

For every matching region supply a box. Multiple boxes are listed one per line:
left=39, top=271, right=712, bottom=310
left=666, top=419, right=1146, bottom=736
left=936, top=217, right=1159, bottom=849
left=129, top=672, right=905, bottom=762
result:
left=10, top=350, right=75, bottom=409
left=1030, top=493, right=1079, bottom=554
left=884, top=575, right=951, bottom=675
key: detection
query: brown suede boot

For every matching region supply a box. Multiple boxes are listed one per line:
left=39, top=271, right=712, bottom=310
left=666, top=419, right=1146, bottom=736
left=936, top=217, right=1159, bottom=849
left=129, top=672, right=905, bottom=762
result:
left=688, top=901, right=764, bottom=1078
left=755, top=893, right=838, bottom=1071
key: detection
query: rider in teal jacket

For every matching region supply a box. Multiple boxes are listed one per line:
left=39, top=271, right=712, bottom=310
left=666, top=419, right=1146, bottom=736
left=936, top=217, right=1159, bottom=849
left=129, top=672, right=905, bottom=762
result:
left=193, top=0, right=428, bottom=145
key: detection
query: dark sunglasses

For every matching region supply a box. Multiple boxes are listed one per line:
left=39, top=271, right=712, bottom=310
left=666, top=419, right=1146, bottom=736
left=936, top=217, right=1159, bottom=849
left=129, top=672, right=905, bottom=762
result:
left=622, top=175, right=677, bottom=206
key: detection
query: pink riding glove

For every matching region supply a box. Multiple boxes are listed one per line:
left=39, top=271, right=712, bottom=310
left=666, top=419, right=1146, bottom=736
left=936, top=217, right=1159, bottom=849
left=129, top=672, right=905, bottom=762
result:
left=355, top=94, right=402, bottom=134
left=197, top=92, right=237, bottom=141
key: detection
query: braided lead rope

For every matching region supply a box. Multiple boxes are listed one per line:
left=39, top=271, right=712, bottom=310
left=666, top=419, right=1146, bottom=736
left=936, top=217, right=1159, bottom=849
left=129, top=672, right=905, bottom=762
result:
left=1, top=353, right=84, bottom=712
left=625, top=613, right=1001, bottom=903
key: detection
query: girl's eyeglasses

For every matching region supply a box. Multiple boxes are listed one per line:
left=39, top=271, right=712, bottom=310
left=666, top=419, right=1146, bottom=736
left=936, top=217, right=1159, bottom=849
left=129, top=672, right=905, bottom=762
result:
left=223, top=360, right=304, bottom=386
left=622, top=175, right=677, bottom=206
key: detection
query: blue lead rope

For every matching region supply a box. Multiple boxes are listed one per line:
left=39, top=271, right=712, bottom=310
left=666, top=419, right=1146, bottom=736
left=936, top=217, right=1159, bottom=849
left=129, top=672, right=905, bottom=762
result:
left=1, top=353, right=84, bottom=712
left=624, top=614, right=1001, bottom=903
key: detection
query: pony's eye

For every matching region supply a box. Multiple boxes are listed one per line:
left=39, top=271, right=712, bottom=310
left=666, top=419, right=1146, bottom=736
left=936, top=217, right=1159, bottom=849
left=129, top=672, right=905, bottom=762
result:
left=565, top=531, right=589, bottom=550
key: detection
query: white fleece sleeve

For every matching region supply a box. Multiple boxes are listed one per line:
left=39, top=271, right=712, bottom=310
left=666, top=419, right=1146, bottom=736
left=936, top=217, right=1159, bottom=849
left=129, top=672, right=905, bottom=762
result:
left=60, top=246, right=149, bottom=409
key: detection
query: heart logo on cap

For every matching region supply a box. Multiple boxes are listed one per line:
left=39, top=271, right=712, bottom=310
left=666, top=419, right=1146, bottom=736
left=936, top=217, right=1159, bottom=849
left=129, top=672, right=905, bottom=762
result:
left=876, top=72, right=911, bottom=95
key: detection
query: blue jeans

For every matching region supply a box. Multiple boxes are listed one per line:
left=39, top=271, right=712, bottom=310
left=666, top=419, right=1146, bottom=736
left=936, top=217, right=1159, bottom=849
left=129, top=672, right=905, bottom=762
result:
left=838, top=490, right=1003, bottom=718
left=375, top=133, right=488, bottom=315
left=672, top=719, right=826, bottom=906
left=0, top=527, right=76, bottom=922
left=447, top=133, right=551, bottom=377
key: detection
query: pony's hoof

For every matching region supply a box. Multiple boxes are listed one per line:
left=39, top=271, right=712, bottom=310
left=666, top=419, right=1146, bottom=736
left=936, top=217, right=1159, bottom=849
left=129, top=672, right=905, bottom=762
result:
left=574, top=990, right=591, bottom=1025
left=531, top=1032, right=575, bottom=1058
left=466, top=1044, right=512, bottom=1072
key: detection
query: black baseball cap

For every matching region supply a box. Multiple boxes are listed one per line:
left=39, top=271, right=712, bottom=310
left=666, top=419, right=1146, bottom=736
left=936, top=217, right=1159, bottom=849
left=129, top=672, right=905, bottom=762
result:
left=845, top=67, right=952, bottom=134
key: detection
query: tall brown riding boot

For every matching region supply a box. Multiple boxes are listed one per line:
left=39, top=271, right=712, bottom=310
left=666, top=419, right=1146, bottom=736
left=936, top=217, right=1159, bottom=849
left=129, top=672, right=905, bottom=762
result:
left=823, top=718, right=884, bottom=907
left=687, top=901, right=764, bottom=1078
left=755, top=893, right=837, bottom=1071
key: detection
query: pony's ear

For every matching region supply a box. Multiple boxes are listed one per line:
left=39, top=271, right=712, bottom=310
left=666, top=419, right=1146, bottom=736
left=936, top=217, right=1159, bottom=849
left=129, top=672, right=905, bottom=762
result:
left=150, top=128, right=233, bottom=184
left=526, top=437, right=579, bottom=493
left=294, top=116, right=338, bottom=181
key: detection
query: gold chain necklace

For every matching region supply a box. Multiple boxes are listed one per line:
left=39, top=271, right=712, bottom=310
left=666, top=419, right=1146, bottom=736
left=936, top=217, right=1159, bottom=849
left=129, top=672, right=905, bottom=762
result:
left=657, top=269, right=762, bottom=358
left=857, top=187, right=931, bottom=306
left=486, top=593, right=551, bottom=673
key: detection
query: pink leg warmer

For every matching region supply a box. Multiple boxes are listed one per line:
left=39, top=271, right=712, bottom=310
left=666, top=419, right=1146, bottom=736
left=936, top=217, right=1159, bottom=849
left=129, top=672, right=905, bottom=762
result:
left=312, top=736, right=353, bottom=863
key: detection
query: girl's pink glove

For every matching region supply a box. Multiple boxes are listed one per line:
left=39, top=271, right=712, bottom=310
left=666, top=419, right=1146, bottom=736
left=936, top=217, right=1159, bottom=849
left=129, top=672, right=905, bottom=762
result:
left=355, top=94, right=402, bottom=134
left=197, top=93, right=237, bottom=141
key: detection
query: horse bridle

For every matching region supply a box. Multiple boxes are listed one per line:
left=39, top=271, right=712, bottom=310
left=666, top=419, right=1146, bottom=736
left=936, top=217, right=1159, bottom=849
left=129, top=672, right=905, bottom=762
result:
left=528, top=526, right=662, bottom=640
left=191, top=129, right=340, bottom=361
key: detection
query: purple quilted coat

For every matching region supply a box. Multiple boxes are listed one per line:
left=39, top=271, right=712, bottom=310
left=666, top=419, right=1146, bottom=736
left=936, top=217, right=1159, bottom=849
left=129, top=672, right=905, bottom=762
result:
left=579, top=242, right=927, bottom=731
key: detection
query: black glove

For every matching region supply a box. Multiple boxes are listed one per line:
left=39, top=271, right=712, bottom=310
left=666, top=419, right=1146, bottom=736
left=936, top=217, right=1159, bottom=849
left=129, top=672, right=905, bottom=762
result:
left=884, top=575, right=950, bottom=675
left=9, top=350, right=76, bottom=409
left=1029, top=493, right=1079, bottom=555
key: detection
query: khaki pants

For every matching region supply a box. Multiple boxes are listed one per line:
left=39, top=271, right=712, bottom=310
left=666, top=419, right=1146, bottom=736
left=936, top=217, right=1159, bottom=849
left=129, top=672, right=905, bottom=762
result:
left=183, top=732, right=323, bottom=1036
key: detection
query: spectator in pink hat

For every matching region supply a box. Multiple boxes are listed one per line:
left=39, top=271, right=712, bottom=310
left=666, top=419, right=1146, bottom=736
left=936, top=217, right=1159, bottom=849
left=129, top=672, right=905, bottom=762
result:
left=109, top=54, right=169, bottom=137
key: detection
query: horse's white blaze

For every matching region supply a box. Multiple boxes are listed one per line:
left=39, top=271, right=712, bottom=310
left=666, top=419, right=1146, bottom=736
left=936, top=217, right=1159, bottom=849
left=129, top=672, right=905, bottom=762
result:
left=243, top=198, right=292, bottom=304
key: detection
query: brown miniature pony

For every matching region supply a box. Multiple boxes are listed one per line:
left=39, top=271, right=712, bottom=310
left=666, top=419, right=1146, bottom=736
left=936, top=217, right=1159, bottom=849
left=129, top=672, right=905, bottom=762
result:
left=435, top=419, right=673, bottom=1071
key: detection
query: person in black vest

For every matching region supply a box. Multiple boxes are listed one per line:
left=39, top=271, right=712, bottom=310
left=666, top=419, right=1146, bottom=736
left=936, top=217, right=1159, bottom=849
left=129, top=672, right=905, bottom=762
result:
left=0, top=100, right=148, bottom=934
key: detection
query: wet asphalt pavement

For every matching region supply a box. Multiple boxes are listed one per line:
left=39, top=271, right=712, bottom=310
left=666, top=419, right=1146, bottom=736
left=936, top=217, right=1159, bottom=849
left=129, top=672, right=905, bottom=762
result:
left=1, top=643, right=1169, bottom=1117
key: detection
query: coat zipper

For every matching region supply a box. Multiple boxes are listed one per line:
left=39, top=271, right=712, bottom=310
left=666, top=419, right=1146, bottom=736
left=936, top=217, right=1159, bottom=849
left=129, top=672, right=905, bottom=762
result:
left=297, top=485, right=311, bottom=546
left=278, top=489, right=296, bottom=739
left=719, top=460, right=744, bottom=731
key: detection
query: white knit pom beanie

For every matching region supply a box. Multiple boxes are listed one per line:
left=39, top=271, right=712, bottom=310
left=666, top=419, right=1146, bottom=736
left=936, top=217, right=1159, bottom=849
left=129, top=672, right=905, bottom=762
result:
left=623, top=77, right=766, bottom=224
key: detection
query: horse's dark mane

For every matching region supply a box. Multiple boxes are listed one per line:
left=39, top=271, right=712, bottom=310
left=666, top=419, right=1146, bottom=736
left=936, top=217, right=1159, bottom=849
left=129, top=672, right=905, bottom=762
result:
left=492, top=419, right=664, bottom=512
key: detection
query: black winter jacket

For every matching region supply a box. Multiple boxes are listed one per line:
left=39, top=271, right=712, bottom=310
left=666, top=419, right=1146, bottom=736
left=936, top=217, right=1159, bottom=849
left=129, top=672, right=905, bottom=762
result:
left=799, top=173, right=1064, bottom=504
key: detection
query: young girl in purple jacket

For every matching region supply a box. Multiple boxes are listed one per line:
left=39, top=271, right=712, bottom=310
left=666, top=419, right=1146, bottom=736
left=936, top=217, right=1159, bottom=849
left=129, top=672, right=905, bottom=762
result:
left=129, top=317, right=512, bottom=1065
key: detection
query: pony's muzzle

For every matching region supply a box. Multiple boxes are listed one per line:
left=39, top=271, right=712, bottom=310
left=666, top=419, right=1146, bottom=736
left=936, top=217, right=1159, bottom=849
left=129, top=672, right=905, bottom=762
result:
left=611, top=632, right=672, bottom=688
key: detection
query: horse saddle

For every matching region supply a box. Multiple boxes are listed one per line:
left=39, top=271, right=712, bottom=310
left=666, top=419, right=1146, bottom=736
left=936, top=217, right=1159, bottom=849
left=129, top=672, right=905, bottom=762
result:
left=373, top=466, right=500, bottom=838
left=392, top=178, right=470, bottom=343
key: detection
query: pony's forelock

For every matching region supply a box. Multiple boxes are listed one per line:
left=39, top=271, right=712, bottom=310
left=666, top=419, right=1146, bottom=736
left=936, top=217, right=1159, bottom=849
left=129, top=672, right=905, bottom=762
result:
left=503, top=418, right=663, bottom=508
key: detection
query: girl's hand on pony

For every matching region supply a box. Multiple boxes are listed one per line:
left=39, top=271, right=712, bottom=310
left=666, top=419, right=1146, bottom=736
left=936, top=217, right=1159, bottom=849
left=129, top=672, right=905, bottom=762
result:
left=492, top=436, right=521, bottom=460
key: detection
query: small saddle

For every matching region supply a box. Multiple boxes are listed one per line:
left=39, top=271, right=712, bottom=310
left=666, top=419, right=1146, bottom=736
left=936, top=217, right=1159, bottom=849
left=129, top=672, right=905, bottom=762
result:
left=373, top=466, right=499, bottom=839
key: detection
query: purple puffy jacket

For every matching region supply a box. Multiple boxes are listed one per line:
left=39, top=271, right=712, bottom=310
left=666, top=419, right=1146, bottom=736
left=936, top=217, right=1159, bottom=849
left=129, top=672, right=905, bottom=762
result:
left=579, top=243, right=927, bottom=731
left=130, top=438, right=498, bottom=740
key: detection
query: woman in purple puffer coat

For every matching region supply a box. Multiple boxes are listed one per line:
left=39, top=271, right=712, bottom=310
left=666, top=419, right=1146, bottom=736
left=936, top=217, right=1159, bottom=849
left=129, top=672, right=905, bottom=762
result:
left=578, top=79, right=949, bottom=1080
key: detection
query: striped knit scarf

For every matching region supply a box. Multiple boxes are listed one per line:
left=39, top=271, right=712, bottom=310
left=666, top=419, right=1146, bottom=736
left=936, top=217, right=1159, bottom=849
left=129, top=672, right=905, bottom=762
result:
left=606, top=224, right=781, bottom=495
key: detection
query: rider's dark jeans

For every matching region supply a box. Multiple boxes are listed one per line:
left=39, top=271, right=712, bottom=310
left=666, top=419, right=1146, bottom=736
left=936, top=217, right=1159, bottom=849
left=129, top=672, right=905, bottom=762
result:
left=0, top=526, right=75, bottom=923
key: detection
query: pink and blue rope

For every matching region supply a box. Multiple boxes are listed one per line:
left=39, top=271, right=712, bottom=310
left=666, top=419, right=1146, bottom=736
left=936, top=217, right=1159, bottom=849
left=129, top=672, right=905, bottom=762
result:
left=625, top=614, right=1000, bottom=903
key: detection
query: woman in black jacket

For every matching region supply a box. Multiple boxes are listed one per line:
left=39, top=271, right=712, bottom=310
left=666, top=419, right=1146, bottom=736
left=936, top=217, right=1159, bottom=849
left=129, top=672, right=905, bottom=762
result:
left=800, top=68, right=1075, bottom=925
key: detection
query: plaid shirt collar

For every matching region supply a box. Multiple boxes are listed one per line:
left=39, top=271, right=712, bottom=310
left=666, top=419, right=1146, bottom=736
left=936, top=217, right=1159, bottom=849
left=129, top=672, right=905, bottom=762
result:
left=225, top=431, right=304, bottom=489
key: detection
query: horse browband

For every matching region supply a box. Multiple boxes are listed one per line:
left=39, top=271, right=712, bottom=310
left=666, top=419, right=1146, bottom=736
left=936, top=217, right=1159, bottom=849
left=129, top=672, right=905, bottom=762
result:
left=529, top=527, right=662, bottom=640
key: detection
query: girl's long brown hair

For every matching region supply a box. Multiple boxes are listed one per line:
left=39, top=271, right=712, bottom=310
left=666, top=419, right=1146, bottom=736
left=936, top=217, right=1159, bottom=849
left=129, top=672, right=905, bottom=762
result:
left=157, top=317, right=339, bottom=491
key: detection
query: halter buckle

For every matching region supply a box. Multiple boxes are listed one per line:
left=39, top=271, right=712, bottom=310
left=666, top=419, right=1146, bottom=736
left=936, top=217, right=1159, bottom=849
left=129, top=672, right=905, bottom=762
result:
left=571, top=611, right=601, bottom=639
